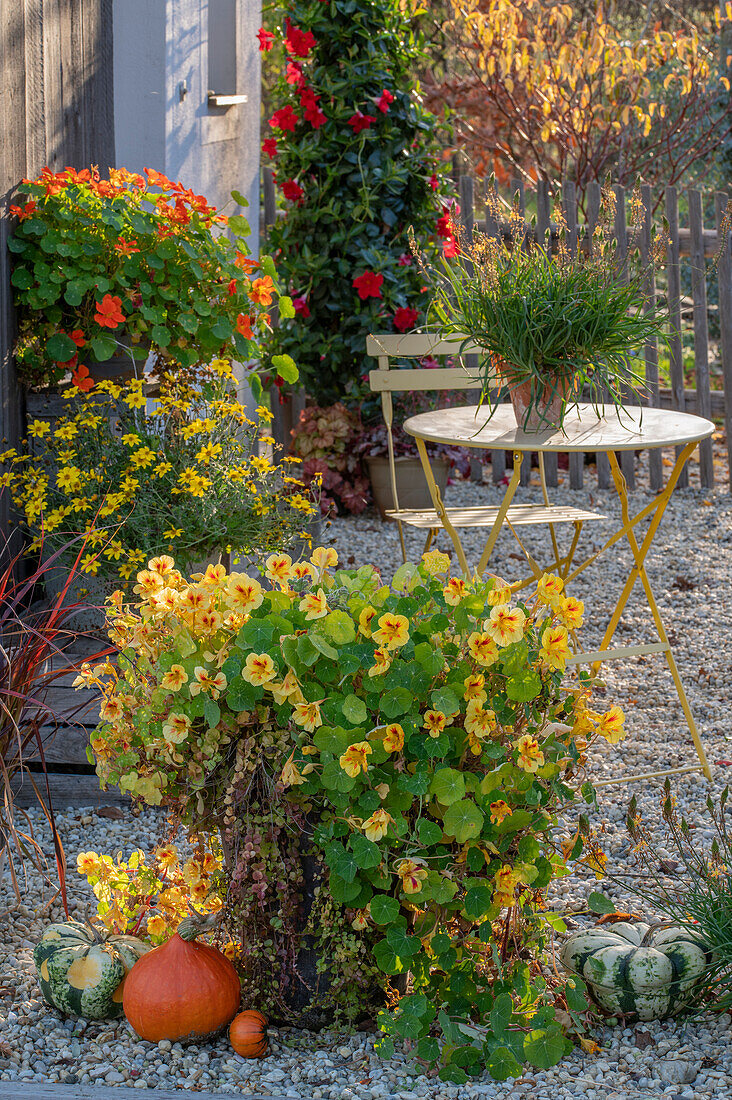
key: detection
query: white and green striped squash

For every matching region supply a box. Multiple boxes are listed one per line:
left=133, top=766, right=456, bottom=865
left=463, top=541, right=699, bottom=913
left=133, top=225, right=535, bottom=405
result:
left=34, top=921, right=151, bottom=1019
left=560, top=921, right=711, bottom=1021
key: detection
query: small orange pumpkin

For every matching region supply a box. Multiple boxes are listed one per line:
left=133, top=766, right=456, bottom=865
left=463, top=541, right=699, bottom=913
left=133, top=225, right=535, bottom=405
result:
left=229, top=1009, right=269, bottom=1058
left=123, top=914, right=240, bottom=1042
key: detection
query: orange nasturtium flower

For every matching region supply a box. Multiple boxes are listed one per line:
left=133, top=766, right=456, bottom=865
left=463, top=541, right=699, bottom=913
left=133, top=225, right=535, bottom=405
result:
left=468, top=631, right=499, bottom=668
left=558, top=595, right=585, bottom=630
left=161, top=665, right=188, bottom=691
left=397, top=859, right=429, bottom=894
left=248, top=275, right=276, bottom=306
left=292, top=700, right=323, bottom=733
left=299, top=588, right=329, bottom=620
left=539, top=625, right=571, bottom=670
left=493, top=865, right=519, bottom=908
left=339, top=741, right=372, bottom=777
left=442, top=577, right=468, bottom=605
left=242, top=653, right=276, bottom=686
left=265, top=552, right=293, bottom=589
left=162, top=713, right=191, bottom=745
left=382, top=723, right=405, bottom=752
left=94, top=293, right=126, bottom=328
left=536, top=572, right=564, bottom=605
left=516, top=733, right=545, bottom=773
left=489, top=800, right=513, bottom=825
left=368, top=647, right=392, bottom=677
left=423, top=710, right=447, bottom=738
left=372, top=612, right=410, bottom=650
left=486, top=605, right=526, bottom=646
left=595, top=705, right=626, bottom=744
left=361, top=808, right=395, bottom=841
left=225, top=573, right=264, bottom=613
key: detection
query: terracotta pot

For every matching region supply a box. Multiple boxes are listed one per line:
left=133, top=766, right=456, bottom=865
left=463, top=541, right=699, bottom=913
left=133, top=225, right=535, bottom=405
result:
left=505, top=373, right=576, bottom=432
left=367, top=455, right=450, bottom=520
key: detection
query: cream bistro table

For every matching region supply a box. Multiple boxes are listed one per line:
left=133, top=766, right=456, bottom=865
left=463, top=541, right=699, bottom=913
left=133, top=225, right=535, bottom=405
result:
left=403, top=403, right=715, bottom=785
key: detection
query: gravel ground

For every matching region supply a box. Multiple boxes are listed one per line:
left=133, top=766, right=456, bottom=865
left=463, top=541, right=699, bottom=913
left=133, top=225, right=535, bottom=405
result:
left=2, top=445, right=731, bottom=1098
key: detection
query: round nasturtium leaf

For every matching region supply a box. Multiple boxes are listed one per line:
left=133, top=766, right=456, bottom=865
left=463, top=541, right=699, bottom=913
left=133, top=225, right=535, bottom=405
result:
left=443, top=799, right=485, bottom=843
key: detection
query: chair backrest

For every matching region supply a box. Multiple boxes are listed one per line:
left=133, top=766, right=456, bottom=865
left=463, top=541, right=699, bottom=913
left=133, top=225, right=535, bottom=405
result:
left=365, top=332, right=494, bottom=515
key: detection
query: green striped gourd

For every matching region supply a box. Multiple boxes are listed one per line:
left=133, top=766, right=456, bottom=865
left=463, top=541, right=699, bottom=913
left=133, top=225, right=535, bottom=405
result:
left=34, top=920, right=151, bottom=1019
left=560, top=921, right=711, bottom=1021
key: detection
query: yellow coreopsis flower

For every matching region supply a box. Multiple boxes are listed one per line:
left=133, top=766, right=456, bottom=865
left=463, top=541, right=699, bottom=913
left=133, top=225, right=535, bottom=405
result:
left=539, top=625, right=571, bottom=670
left=299, top=588, right=328, bottom=620
left=468, top=631, right=499, bottom=668
left=130, top=446, right=156, bottom=469
left=423, top=710, right=447, bottom=738
left=489, top=800, right=513, bottom=825
left=422, top=549, right=451, bottom=576
left=443, top=577, right=468, bottom=605
left=195, top=442, right=222, bottom=466
left=27, top=419, right=51, bottom=438
left=382, top=723, right=405, bottom=752
left=121, top=432, right=140, bottom=446
left=372, top=612, right=409, bottom=650
left=242, top=653, right=276, bottom=687
left=339, top=741, right=372, bottom=777
left=397, top=859, right=428, bottom=895
left=361, top=808, right=395, bottom=841
left=154, top=461, right=173, bottom=477
left=595, top=705, right=626, bottom=744
left=293, top=700, right=323, bottom=733
left=486, top=605, right=526, bottom=647
left=516, top=733, right=545, bottom=773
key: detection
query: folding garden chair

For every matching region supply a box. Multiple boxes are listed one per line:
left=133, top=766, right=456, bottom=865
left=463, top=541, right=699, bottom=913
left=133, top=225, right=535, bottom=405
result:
left=366, top=332, right=605, bottom=570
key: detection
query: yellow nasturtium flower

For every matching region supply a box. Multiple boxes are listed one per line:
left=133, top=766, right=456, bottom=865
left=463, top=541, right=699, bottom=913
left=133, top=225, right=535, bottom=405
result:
left=397, top=859, right=428, bottom=895
left=382, top=723, right=405, bottom=752
left=595, top=705, right=626, bottom=744
left=339, top=741, right=372, bottom=777
left=536, top=572, right=564, bottom=605
left=443, top=577, right=468, bottom=605
left=539, top=624, right=571, bottom=670
left=468, top=631, right=499, bottom=668
left=242, top=653, right=276, bottom=686
left=361, top=808, right=394, bottom=841
left=516, top=733, right=545, bottom=773
left=372, top=613, right=409, bottom=650
left=292, top=700, right=324, bottom=733
left=299, top=588, right=329, bottom=620
left=486, top=605, right=526, bottom=647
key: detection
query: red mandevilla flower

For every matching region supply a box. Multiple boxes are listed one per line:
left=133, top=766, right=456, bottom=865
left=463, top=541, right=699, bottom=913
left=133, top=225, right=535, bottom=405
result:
left=257, top=27, right=275, bottom=52
left=292, top=295, right=311, bottom=318
left=429, top=174, right=439, bottom=191
left=269, top=106, right=299, bottom=133
left=348, top=112, right=376, bottom=134
left=393, top=307, right=419, bottom=333
left=376, top=88, right=395, bottom=113
left=397, top=253, right=412, bottom=267
left=281, top=179, right=305, bottom=204
left=304, top=104, right=326, bottom=129
left=353, top=271, right=384, bottom=300
left=284, top=18, right=316, bottom=57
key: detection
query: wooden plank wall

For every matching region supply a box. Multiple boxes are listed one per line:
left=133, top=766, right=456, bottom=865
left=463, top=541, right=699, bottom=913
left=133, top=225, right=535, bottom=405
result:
left=454, top=175, right=732, bottom=492
left=0, top=0, right=115, bottom=546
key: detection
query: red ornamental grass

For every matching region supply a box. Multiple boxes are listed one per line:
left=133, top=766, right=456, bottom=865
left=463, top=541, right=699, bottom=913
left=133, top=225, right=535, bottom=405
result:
left=353, top=271, right=383, bottom=300
left=393, top=306, right=419, bottom=333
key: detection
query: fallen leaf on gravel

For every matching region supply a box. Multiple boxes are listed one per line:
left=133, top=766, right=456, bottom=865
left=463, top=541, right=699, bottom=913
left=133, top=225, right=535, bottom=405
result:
left=96, top=806, right=124, bottom=819
left=635, top=1029, right=655, bottom=1050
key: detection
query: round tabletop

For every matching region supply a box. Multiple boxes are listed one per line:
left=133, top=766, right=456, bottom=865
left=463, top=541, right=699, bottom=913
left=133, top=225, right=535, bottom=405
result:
left=403, top=403, right=715, bottom=453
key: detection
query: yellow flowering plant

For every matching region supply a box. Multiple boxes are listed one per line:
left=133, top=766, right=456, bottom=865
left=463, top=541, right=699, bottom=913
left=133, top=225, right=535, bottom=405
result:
left=82, top=551, right=621, bottom=1079
left=75, top=843, right=223, bottom=945
left=1, top=359, right=316, bottom=586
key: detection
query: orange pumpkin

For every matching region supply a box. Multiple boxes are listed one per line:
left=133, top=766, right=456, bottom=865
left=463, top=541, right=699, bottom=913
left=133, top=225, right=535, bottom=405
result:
left=229, top=1009, right=269, bottom=1058
left=122, top=915, right=240, bottom=1042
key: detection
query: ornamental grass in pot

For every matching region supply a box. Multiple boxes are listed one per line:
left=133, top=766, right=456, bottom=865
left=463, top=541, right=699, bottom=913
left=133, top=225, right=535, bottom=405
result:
left=81, top=547, right=626, bottom=1074
left=412, top=184, right=668, bottom=432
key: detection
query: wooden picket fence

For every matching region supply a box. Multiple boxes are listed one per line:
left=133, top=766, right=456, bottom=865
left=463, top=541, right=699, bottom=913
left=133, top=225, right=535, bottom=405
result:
left=452, top=173, right=732, bottom=492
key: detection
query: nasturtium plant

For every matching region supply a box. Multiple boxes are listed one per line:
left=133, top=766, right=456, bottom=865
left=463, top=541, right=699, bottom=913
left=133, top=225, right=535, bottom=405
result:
left=81, top=550, right=624, bottom=1078
left=259, top=0, right=454, bottom=404
left=9, top=165, right=297, bottom=392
